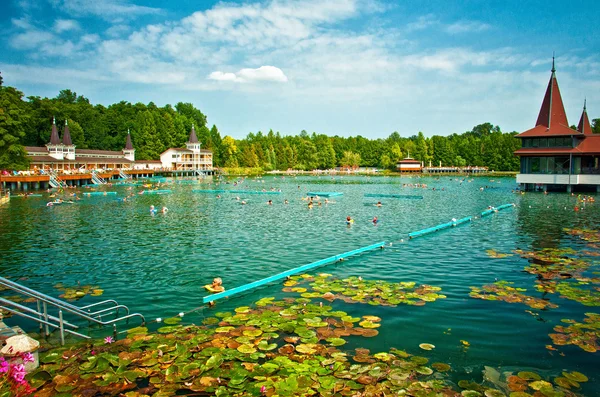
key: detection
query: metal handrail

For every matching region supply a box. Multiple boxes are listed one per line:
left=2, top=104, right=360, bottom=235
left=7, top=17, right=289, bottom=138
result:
left=0, top=277, right=120, bottom=318
left=0, top=276, right=145, bottom=344
left=0, top=304, right=91, bottom=341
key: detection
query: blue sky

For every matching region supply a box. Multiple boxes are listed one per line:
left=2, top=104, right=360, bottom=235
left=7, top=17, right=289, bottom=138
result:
left=1, top=0, right=599, bottom=139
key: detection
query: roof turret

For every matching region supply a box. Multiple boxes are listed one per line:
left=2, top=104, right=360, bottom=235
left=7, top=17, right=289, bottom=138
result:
left=49, top=116, right=61, bottom=145
left=535, top=56, right=569, bottom=129
left=577, top=99, right=592, bottom=135
left=188, top=124, right=199, bottom=143
left=125, top=129, right=134, bottom=150
left=62, top=119, right=73, bottom=145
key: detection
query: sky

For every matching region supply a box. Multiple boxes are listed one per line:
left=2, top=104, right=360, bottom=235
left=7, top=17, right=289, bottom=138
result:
left=1, top=0, right=599, bottom=140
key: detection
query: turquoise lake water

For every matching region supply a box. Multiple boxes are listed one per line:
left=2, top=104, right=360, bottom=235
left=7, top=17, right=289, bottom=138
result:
left=0, top=175, right=599, bottom=395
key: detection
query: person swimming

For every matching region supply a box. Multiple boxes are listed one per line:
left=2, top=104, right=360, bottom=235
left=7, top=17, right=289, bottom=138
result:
left=372, top=216, right=378, bottom=225
left=346, top=216, right=354, bottom=225
left=375, top=201, right=382, bottom=207
left=150, top=205, right=157, bottom=214
left=267, top=199, right=273, bottom=205
left=284, top=199, right=289, bottom=204
left=161, top=206, right=168, bottom=213
left=308, top=200, right=313, bottom=209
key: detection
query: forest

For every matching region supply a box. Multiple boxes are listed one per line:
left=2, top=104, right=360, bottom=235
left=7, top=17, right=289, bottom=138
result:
left=2, top=74, right=598, bottom=172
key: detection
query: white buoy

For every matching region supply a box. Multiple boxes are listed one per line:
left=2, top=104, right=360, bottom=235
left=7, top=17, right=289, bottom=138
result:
left=156, top=318, right=162, bottom=323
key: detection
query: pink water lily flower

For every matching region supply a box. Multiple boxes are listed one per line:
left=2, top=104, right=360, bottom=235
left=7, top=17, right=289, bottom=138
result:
left=104, top=336, right=114, bottom=344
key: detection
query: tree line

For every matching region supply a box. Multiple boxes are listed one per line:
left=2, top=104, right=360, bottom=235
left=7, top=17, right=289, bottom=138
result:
left=2, top=76, right=598, bottom=172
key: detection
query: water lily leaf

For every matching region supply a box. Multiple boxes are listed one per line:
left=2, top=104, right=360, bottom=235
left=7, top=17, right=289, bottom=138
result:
left=415, top=366, right=433, bottom=375
left=358, top=320, right=380, bottom=328
left=323, top=337, right=345, bottom=347
left=419, top=343, right=435, bottom=351
left=518, top=371, right=541, bottom=381
left=508, top=393, right=532, bottom=397
left=484, top=390, right=506, bottom=397
left=243, top=329, right=263, bottom=337
left=205, top=353, right=223, bottom=370
left=235, top=306, right=250, bottom=313
left=462, top=391, right=482, bottom=397
left=41, top=351, right=63, bottom=363
left=432, top=363, right=451, bottom=372
left=163, top=317, right=182, bottom=325
left=295, top=344, right=316, bottom=354
left=157, top=325, right=182, bottom=334
left=562, top=371, right=588, bottom=382
left=215, top=326, right=235, bottom=333
left=237, top=344, right=257, bottom=354
left=529, top=380, right=552, bottom=390
left=362, top=315, right=381, bottom=322
left=127, top=326, right=148, bottom=335
left=553, top=377, right=572, bottom=389
left=257, top=340, right=278, bottom=351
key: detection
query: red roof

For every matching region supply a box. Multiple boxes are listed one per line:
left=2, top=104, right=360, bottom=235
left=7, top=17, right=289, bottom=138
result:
left=514, top=136, right=600, bottom=155
left=125, top=132, right=134, bottom=150
left=517, top=60, right=578, bottom=138
left=517, top=124, right=581, bottom=138
left=62, top=120, right=73, bottom=145
left=188, top=125, right=199, bottom=143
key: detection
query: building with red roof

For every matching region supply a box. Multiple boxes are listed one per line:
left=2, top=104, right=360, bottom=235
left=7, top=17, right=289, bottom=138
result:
left=514, top=58, right=599, bottom=192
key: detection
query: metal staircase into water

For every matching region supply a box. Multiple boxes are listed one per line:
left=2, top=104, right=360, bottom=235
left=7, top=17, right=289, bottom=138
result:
left=119, top=169, right=132, bottom=180
left=45, top=169, right=68, bottom=189
left=91, top=170, right=107, bottom=185
left=0, top=276, right=145, bottom=345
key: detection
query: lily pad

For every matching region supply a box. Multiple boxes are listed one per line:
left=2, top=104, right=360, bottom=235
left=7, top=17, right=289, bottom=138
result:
left=419, top=343, right=435, bottom=351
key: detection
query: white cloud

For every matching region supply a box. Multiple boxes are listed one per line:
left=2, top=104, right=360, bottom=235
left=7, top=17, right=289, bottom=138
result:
left=105, top=24, right=131, bottom=38
left=208, top=71, right=238, bottom=82
left=208, top=66, right=288, bottom=83
left=11, top=17, right=34, bottom=30
left=10, top=30, right=55, bottom=49
left=446, top=21, right=491, bottom=34
left=53, top=19, right=80, bottom=33
left=48, top=0, right=161, bottom=19
left=406, top=14, right=438, bottom=32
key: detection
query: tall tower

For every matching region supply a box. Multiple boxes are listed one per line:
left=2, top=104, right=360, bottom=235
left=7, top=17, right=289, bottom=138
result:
left=123, top=129, right=135, bottom=162
left=186, top=124, right=201, bottom=170
left=47, top=117, right=64, bottom=160
left=62, top=119, right=76, bottom=160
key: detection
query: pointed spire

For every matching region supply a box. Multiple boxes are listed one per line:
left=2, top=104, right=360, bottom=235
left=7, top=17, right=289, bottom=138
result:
left=62, top=118, right=72, bottom=145
left=188, top=124, right=199, bottom=143
left=535, top=57, right=569, bottom=129
left=577, top=99, right=592, bottom=135
left=125, top=129, right=134, bottom=150
left=551, top=52, right=555, bottom=73
left=49, top=116, right=60, bottom=144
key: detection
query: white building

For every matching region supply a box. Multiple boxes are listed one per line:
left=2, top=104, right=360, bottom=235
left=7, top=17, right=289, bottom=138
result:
left=159, top=125, right=213, bottom=171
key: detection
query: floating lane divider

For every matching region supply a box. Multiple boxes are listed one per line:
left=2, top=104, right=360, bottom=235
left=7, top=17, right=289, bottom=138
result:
left=306, top=192, right=344, bottom=197
left=480, top=203, right=515, bottom=217
left=364, top=193, right=423, bottom=199
left=408, top=217, right=471, bottom=239
left=409, top=203, right=515, bottom=239
left=82, top=191, right=117, bottom=196
left=142, top=189, right=172, bottom=195
left=201, top=241, right=386, bottom=304
left=192, top=189, right=281, bottom=195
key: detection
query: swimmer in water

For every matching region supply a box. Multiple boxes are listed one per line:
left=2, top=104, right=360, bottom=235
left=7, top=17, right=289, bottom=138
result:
left=375, top=201, right=382, bottom=207
left=284, top=199, right=289, bottom=204
left=346, top=216, right=354, bottom=225
left=150, top=205, right=157, bottom=214
left=372, top=216, right=378, bottom=225
left=161, top=206, right=168, bottom=213
left=267, top=199, right=273, bottom=205
left=308, top=201, right=313, bottom=209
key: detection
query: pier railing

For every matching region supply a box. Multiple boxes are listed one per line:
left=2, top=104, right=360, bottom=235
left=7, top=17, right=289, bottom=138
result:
left=0, top=276, right=145, bottom=345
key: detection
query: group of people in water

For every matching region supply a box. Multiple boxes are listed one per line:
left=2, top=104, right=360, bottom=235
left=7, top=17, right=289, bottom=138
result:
left=149, top=205, right=168, bottom=214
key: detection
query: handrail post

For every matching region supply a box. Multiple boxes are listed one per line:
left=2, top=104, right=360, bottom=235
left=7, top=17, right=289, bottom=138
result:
left=37, top=299, right=43, bottom=334
left=59, top=310, right=65, bottom=346
left=43, top=301, right=49, bottom=336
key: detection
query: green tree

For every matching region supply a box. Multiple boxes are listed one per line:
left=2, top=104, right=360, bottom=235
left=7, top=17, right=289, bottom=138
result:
left=341, top=150, right=360, bottom=168
left=0, top=86, right=30, bottom=170
left=221, top=135, right=238, bottom=167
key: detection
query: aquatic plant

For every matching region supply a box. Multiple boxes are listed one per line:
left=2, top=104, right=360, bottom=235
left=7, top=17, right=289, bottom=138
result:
left=564, top=228, right=600, bottom=244
left=469, top=281, right=558, bottom=310
left=486, top=249, right=513, bottom=259
left=21, top=274, right=590, bottom=396
left=549, top=313, right=600, bottom=353
left=283, top=274, right=447, bottom=307
left=53, top=283, right=104, bottom=301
